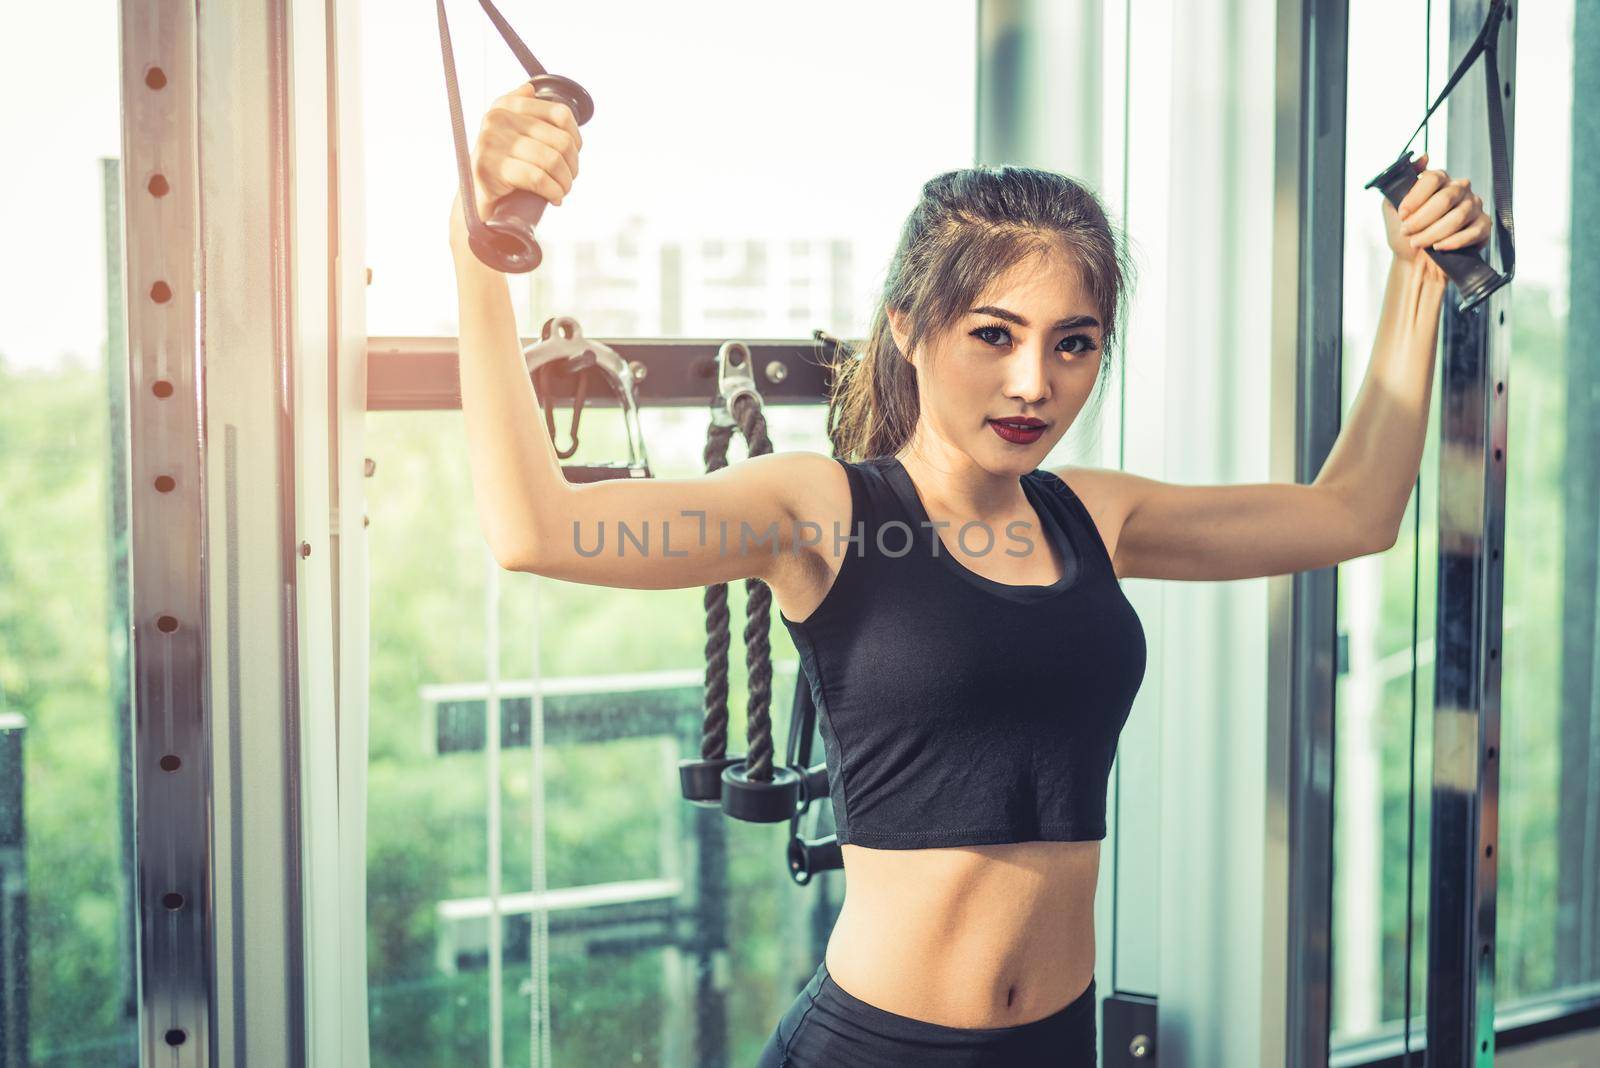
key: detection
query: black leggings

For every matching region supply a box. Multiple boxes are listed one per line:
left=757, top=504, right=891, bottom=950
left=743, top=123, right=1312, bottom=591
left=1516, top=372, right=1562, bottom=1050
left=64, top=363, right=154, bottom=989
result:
left=755, top=958, right=1098, bottom=1067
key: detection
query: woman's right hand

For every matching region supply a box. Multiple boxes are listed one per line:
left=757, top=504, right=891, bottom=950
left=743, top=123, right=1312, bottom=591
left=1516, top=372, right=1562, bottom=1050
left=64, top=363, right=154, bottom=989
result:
left=449, top=81, right=584, bottom=252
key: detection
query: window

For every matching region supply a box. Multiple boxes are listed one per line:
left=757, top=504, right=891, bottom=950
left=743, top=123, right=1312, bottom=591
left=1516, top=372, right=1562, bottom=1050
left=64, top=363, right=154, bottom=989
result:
left=1331, top=0, right=1597, bottom=1052
left=1494, top=0, right=1596, bottom=1012
left=0, top=1, right=140, bottom=1063
left=363, top=0, right=978, bottom=339
left=1330, top=4, right=1448, bottom=1045
left=366, top=406, right=853, bottom=1065
left=362, top=3, right=977, bottom=1062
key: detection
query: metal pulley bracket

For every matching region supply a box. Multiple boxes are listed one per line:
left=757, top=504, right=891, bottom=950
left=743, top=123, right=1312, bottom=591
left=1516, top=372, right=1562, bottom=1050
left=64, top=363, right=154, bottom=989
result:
left=522, top=315, right=652, bottom=481
left=709, top=340, right=763, bottom=428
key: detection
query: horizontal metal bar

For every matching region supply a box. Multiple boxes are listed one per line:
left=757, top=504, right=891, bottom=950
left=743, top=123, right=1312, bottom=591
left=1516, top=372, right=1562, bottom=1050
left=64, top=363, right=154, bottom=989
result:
left=367, top=336, right=851, bottom=411
left=430, top=691, right=693, bottom=750
left=417, top=667, right=709, bottom=699
left=436, top=877, right=684, bottom=920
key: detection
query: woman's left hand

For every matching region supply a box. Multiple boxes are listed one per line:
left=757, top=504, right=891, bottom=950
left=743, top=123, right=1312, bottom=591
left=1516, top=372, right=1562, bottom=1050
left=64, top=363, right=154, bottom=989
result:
left=1382, top=151, right=1491, bottom=270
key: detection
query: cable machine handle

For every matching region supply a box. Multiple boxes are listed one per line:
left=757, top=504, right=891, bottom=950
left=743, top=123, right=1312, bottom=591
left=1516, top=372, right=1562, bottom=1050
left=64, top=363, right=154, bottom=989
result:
left=436, top=0, right=595, bottom=274
left=473, top=75, right=594, bottom=273
left=1363, top=0, right=1515, bottom=311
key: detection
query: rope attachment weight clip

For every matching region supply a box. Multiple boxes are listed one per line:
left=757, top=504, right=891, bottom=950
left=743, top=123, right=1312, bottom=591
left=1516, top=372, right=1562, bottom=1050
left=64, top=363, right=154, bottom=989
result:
left=522, top=315, right=652, bottom=482
left=709, top=340, right=763, bottom=429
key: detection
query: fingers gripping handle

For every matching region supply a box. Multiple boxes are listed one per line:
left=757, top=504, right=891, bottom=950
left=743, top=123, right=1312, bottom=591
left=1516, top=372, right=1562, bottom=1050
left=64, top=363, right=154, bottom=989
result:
left=1366, top=152, right=1507, bottom=310
left=1361, top=0, right=1514, bottom=313
left=471, top=75, right=595, bottom=274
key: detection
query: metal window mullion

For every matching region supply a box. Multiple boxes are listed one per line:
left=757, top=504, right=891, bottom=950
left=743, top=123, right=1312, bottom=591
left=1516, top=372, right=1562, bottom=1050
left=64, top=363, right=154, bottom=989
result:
left=119, top=0, right=214, bottom=1060
left=329, top=0, right=375, bottom=1057
left=1427, top=1, right=1516, bottom=1063
left=1279, top=0, right=1350, bottom=1065
left=175, top=2, right=375, bottom=1063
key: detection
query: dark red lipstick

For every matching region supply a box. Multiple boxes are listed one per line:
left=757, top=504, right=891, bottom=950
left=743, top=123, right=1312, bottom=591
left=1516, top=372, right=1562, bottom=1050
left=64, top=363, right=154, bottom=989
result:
left=988, top=416, right=1046, bottom=445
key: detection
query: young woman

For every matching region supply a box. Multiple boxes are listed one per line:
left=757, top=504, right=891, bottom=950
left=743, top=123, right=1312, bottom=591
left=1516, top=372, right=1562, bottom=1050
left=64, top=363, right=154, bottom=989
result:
left=449, top=82, right=1490, bottom=1067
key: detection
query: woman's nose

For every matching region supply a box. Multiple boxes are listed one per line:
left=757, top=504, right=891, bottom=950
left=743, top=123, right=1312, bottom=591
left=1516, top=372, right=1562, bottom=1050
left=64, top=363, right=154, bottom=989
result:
left=1003, top=353, right=1050, bottom=403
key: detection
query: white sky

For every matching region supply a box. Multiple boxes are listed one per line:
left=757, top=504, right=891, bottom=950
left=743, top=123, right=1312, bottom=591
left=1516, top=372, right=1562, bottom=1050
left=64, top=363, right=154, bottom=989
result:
left=0, top=0, right=1574, bottom=374
left=360, top=0, right=977, bottom=336
left=0, top=5, right=124, bottom=373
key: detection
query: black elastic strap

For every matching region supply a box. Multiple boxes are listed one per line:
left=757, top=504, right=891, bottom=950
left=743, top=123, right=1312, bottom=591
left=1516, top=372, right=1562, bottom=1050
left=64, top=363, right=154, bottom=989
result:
left=471, top=0, right=547, bottom=80
left=435, top=0, right=548, bottom=247
left=1396, top=0, right=1516, bottom=284
left=1479, top=15, right=1515, bottom=282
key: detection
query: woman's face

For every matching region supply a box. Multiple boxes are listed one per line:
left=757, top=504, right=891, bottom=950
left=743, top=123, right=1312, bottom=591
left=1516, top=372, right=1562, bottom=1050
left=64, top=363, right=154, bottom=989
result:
left=889, top=245, right=1104, bottom=475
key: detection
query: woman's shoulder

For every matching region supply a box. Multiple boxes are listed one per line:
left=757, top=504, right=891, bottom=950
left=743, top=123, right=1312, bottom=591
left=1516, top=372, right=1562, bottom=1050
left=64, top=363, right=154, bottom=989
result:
left=758, top=451, right=874, bottom=625
left=1038, top=464, right=1131, bottom=566
left=745, top=449, right=860, bottom=532
left=758, top=451, right=892, bottom=501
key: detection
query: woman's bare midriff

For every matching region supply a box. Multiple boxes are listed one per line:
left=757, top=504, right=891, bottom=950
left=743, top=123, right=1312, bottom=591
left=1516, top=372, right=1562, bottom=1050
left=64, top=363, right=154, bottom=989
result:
left=822, top=839, right=1099, bottom=1029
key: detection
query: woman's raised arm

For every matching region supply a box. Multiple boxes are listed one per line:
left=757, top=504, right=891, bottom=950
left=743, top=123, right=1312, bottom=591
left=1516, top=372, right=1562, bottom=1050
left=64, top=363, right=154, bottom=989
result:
left=449, top=83, right=831, bottom=592
left=1057, top=153, right=1492, bottom=583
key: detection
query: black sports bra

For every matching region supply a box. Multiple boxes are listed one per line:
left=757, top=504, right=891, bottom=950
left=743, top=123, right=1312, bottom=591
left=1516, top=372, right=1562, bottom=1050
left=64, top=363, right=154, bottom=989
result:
left=778, top=456, right=1147, bottom=848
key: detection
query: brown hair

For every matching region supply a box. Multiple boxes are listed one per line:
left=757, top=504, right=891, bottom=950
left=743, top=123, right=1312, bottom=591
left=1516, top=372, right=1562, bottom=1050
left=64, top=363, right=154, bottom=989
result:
left=826, top=165, right=1136, bottom=461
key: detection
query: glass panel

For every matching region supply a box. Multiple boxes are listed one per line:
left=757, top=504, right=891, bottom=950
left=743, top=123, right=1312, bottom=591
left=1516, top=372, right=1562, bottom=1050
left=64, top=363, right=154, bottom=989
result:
left=1330, top=0, right=1451, bottom=1049
left=1333, top=0, right=1600, bottom=1050
left=361, top=0, right=978, bottom=338
left=366, top=405, right=844, bottom=1065
left=1495, top=0, right=1598, bottom=1009
left=0, top=2, right=140, bottom=1063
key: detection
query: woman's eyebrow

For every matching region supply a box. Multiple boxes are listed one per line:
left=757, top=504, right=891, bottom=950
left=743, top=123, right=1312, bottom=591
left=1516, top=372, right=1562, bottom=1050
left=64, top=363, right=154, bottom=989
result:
left=970, top=305, right=1101, bottom=330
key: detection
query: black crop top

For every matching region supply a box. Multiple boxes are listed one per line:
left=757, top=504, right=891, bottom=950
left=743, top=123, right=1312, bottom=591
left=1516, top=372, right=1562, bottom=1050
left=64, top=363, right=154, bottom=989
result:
left=778, top=456, right=1147, bottom=849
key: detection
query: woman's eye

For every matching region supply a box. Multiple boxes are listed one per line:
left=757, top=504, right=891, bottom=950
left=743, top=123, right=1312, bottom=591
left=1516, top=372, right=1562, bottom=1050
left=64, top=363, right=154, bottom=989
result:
left=971, top=325, right=1098, bottom=356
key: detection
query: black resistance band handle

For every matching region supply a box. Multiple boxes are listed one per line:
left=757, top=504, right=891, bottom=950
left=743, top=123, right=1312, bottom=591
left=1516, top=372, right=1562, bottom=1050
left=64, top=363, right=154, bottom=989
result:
left=472, top=75, right=594, bottom=273
left=436, top=0, right=595, bottom=274
left=1363, top=0, right=1515, bottom=312
left=1367, top=152, right=1506, bottom=308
